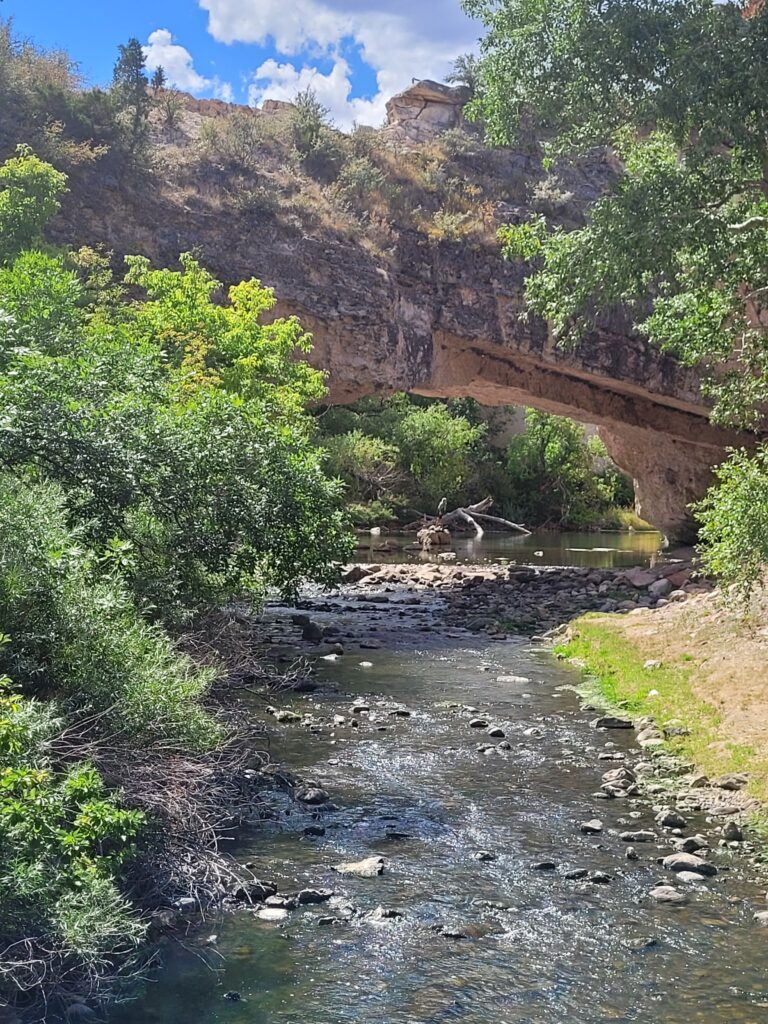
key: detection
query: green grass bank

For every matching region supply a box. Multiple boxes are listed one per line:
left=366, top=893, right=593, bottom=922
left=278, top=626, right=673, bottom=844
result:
left=557, top=603, right=768, bottom=811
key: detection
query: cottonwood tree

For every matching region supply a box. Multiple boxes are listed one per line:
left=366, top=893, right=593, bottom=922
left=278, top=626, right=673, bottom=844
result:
left=465, top=0, right=768, bottom=589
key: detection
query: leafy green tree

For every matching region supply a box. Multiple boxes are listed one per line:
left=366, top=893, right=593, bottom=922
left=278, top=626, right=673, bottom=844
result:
left=0, top=154, right=352, bottom=619
left=395, top=403, right=486, bottom=509
left=466, top=0, right=768, bottom=579
left=693, top=447, right=768, bottom=595
left=505, top=410, right=614, bottom=528
left=111, top=37, right=150, bottom=157
left=0, top=145, right=67, bottom=264
left=447, top=53, right=481, bottom=97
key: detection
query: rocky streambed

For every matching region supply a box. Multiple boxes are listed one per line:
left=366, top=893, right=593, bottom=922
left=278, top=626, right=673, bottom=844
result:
left=111, top=562, right=768, bottom=1024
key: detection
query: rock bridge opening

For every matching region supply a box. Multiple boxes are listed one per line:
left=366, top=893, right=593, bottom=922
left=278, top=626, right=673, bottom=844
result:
left=301, top=305, right=741, bottom=543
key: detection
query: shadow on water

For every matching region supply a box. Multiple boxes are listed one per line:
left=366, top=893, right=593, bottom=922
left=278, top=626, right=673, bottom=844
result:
left=110, top=589, right=768, bottom=1024
left=354, top=530, right=664, bottom=570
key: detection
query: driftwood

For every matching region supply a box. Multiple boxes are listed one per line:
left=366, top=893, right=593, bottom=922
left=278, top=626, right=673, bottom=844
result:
left=404, top=497, right=531, bottom=538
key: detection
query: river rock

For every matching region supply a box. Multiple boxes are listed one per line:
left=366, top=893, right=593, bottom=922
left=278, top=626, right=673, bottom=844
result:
left=723, top=820, right=744, bottom=842
left=591, top=716, right=633, bottom=730
left=63, top=1005, right=98, bottom=1022
left=469, top=718, right=489, bottom=729
left=649, top=885, right=688, bottom=905
left=302, top=621, right=324, bottom=642
left=564, top=868, right=589, bottom=880
left=341, top=565, right=369, bottom=584
left=656, top=809, right=687, bottom=829
left=296, top=889, right=334, bottom=905
left=753, top=911, right=768, bottom=927
left=673, top=835, right=708, bottom=854
left=257, top=907, right=289, bottom=922
left=714, top=773, right=748, bottom=791
left=473, top=851, right=497, bottom=862
left=589, top=871, right=612, bottom=884
left=626, top=846, right=639, bottom=860
left=648, top=578, right=673, bottom=599
left=333, top=856, right=386, bottom=878
left=487, top=726, right=506, bottom=738
left=662, top=853, right=717, bottom=877
left=273, top=709, right=301, bottom=724
left=620, top=830, right=656, bottom=843
left=369, top=906, right=404, bottom=921
left=580, top=819, right=603, bottom=835
left=602, top=767, right=636, bottom=784
left=676, top=871, right=710, bottom=883
left=296, top=787, right=330, bottom=806
left=231, top=879, right=277, bottom=902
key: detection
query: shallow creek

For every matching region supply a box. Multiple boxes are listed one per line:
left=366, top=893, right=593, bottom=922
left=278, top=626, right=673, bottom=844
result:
left=114, top=584, right=768, bottom=1024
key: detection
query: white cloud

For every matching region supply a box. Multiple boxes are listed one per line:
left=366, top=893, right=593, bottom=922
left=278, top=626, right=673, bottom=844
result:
left=248, top=58, right=354, bottom=122
left=143, top=28, right=234, bottom=102
left=199, top=0, right=478, bottom=128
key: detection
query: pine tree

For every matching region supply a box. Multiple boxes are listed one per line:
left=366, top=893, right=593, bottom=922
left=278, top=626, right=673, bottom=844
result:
left=151, top=65, right=166, bottom=96
left=112, top=38, right=149, bottom=158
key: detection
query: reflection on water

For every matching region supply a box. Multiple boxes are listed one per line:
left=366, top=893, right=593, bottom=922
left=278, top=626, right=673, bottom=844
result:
left=354, top=530, right=663, bottom=569
left=111, top=608, right=766, bottom=1024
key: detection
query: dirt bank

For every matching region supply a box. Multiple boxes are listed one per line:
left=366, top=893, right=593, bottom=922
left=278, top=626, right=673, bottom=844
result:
left=559, top=589, right=768, bottom=814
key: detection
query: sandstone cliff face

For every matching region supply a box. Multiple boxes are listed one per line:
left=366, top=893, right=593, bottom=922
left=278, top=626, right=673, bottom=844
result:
left=47, top=84, right=745, bottom=541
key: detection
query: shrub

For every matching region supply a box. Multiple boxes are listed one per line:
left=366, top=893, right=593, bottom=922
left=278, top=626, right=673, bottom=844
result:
left=429, top=208, right=472, bottom=241
left=0, top=679, right=146, bottom=999
left=324, top=430, right=403, bottom=502
left=158, top=88, right=185, bottom=133
left=291, top=89, right=346, bottom=181
left=330, top=156, right=385, bottom=210
left=695, top=445, right=768, bottom=596
left=0, top=145, right=67, bottom=263
left=201, top=108, right=266, bottom=170
left=0, top=475, right=220, bottom=748
left=505, top=410, right=616, bottom=528
left=396, top=403, right=486, bottom=508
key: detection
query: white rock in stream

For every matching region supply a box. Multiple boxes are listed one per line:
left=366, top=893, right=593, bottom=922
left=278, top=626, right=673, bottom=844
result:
left=256, top=908, right=289, bottom=922
left=333, top=856, right=386, bottom=878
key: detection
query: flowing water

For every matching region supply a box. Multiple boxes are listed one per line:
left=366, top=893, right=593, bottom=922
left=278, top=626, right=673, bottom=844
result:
left=355, top=530, right=664, bottom=569
left=113, top=580, right=768, bottom=1024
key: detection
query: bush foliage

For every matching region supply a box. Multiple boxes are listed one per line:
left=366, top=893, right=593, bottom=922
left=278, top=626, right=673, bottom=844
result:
left=317, top=395, right=635, bottom=529
left=0, top=146, right=352, bottom=1005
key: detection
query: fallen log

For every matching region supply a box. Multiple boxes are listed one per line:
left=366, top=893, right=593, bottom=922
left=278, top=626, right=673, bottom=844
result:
left=403, top=497, right=531, bottom=537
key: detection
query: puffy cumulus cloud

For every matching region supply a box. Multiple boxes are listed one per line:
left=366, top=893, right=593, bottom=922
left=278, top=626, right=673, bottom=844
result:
left=199, top=0, right=479, bottom=128
left=248, top=58, right=353, bottom=121
left=247, top=57, right=394, bottom=128
left=143, top=29, right=234, bottom=101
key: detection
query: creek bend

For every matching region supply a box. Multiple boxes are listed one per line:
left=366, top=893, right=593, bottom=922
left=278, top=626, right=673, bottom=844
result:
left=114, top=566, right=767, bottom=1024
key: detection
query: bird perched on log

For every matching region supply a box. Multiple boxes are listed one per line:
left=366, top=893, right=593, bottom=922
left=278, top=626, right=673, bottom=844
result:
left=437, top=497, right=448, bottom=518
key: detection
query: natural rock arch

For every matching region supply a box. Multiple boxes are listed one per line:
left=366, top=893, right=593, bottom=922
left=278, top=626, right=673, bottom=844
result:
left=48, top=80, right=745, bottom=542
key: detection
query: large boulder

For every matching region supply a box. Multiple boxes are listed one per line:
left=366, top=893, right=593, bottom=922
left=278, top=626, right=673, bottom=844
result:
left=384, top=80, right=470, bottom=142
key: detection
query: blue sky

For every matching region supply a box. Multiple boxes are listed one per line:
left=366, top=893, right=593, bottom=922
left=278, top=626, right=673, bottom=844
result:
left=6, top=0, right=481, bottom=128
